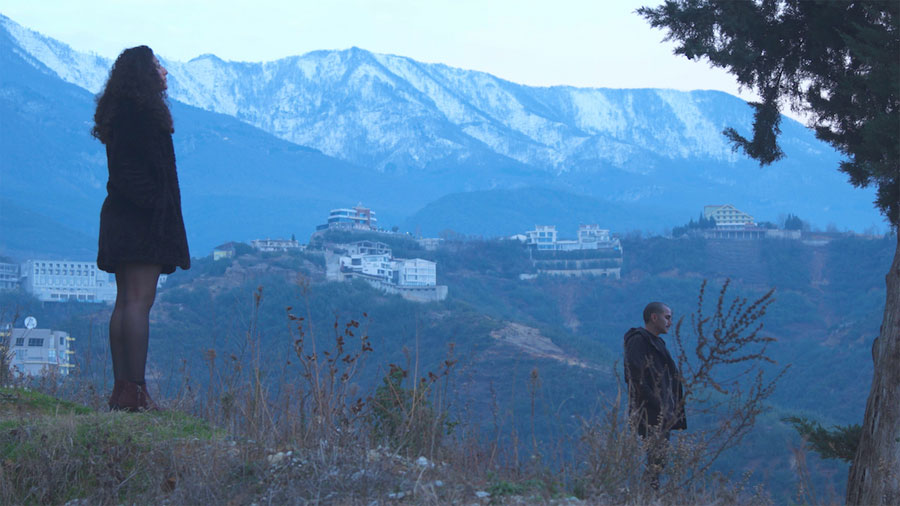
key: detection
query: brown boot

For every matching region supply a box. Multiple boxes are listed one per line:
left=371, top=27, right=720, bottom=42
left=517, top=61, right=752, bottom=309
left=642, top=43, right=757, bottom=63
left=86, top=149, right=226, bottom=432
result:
left=116, top=381, right=161, bottom=412
left=108, top=380, right=126, bottom=411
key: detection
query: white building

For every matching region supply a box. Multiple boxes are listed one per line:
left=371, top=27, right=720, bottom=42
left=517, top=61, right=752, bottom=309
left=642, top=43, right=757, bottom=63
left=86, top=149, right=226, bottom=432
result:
left=327, top=250, right=446, bottom=303
left=526, top=224, right=619, bottom=251
left=21, top=260, right=117, bottom=303
left=525, top=225, right=558, bottom=250
left=704, top=204, right=755, bottom=228
left=395, top=258, right=437, bottom=287
left=0, top=262, right=19, bottom=291
left=337, top=254, right=436, bottom=287
left=317, top=204, right=378, bottom=231
left=8, top=327, right=74, bottom=376
left=251, top=238, right=302, bottom=252
left=340, top=253, right=394, bottom=281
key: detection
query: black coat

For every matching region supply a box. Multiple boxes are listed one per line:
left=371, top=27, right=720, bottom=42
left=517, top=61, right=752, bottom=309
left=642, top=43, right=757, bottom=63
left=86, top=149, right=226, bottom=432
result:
left=97, top=101, right=190, bottom=274
left=623, top=327, right=687, bottom=436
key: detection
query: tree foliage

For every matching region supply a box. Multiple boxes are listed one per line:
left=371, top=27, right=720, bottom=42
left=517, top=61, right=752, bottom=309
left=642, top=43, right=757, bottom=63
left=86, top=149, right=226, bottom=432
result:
left=672, top=213, right=717, bottom=237
left=639, top=0, right=899, bottom=226
left=784, top=416, right=861, bottom=463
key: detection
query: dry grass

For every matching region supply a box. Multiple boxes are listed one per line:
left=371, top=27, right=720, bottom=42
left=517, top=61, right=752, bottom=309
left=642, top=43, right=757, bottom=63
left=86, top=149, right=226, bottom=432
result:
left=0, top=386, right=251, bottom=504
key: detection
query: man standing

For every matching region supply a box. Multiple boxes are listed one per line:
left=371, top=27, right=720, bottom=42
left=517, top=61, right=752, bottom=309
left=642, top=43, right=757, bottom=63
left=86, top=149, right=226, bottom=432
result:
left=624, top=302, right=687, bottom=489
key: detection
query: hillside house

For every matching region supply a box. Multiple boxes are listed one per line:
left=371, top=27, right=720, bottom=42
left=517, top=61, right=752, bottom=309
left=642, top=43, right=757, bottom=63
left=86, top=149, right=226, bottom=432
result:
left=6, top=326, right=74, bottom=376
left=213, top=242, right=238, bottom=260
left=316, top=204, right=377, bottom=232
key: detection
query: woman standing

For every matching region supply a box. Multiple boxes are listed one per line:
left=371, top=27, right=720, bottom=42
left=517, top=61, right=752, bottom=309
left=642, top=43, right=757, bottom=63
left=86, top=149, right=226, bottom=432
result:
left=92, top=46, right=190, bottom=411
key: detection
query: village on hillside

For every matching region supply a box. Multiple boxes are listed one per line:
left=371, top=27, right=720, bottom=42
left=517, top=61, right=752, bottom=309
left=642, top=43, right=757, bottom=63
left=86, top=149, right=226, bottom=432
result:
left=0, top=202, right=880, bottom=378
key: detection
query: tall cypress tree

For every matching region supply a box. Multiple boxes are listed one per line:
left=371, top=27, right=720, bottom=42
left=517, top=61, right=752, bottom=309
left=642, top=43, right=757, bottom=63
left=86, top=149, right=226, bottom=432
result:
left=638, top=2, right=898, bottom=504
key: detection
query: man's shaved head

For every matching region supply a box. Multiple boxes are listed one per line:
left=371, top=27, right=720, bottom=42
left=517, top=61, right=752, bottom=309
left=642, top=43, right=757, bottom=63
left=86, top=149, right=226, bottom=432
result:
left=643, top=302, right=668, bottom=323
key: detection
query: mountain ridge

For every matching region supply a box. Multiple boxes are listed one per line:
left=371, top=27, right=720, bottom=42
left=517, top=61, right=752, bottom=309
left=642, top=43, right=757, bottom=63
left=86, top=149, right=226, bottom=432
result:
left=0, top=12, right=884, bottom=251
left=0, top=13, right=804, bottom=172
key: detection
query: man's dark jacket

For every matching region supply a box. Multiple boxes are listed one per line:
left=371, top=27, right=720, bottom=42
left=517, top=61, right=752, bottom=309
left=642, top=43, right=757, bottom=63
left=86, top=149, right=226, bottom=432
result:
left=623, top=327, right=686, bottom=436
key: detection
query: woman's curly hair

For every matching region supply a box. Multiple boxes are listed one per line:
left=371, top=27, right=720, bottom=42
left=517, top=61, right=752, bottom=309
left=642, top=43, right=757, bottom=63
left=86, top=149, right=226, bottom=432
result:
left=91, top=45, right=173, bottom=143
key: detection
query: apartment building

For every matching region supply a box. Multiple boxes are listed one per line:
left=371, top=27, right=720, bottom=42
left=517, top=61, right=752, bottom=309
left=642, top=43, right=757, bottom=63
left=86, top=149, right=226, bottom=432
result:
left=20, top=260, right=117, bottom=303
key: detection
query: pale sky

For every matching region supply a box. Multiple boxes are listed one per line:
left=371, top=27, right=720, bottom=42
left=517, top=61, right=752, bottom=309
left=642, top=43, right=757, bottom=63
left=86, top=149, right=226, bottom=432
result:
left=1, top=0, right=763, bottom=102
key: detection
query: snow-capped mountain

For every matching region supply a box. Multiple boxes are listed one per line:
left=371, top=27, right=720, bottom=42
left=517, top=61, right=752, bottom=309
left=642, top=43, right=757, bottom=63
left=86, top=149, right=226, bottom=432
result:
left=0, top=13, right=883, bottom=245
left=1, top=14, right=798, bottom=174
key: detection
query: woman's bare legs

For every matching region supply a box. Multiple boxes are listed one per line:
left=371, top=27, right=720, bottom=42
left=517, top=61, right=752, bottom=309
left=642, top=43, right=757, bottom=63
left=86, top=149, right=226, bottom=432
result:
left=109, top=263, right=161, bottom=385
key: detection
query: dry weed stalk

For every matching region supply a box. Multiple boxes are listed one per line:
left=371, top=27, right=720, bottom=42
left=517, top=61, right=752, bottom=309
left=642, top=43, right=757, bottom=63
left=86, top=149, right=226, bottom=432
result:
left=668, top=279, right=790, bottom=486
left=577, top=377, right=647, bottom=500
left=285, top=276, right=373, bottom=445
left=190, top=277, right=374, bottom=452
left=198, top=285, right=278, bottom=443
left=0, top=305, right=20, bottom=386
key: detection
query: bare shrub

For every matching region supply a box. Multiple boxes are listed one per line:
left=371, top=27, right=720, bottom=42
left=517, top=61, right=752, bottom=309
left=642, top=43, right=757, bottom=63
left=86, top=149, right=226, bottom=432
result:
left=669, top=279, right=789, bottom=485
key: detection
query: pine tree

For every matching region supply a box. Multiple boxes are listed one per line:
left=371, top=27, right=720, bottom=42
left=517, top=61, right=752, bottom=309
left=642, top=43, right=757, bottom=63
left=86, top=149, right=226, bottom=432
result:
left=784, top=214, right=804, bottom=231
left=784, top=416, right=861, bottom=463
left=638, top=2, right=898, bottom=504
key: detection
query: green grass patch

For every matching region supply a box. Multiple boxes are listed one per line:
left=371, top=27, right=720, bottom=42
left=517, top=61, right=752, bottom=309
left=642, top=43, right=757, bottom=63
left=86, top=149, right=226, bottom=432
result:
left=0, top=387, right=224, bottom=504
left=0, top=387, right=92, bottom=417
left=487, top=477, right=549, bottom=497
